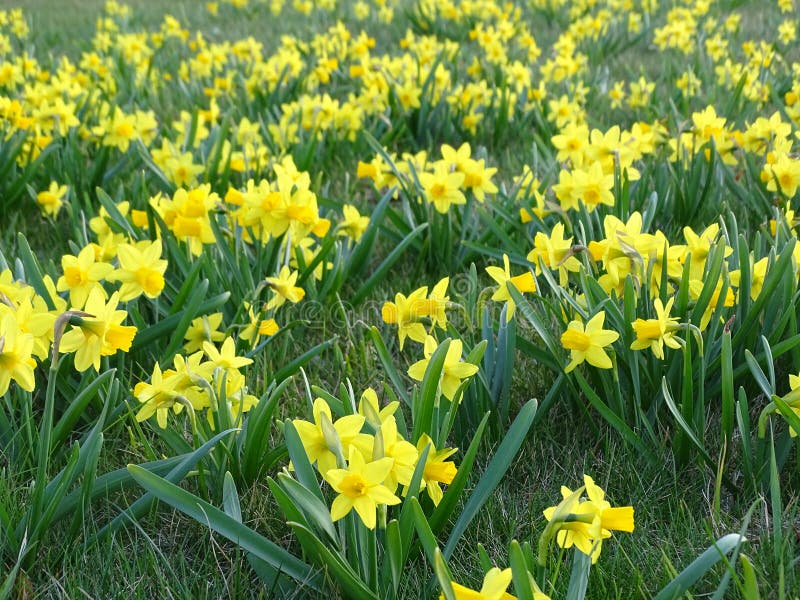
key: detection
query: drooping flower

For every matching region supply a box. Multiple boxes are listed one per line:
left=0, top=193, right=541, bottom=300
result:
left=293, top=398, right=373, bottom=476
left=0, top=313, right=37, bottom=396
left=337, top=204, right=370, bottom=241
left=543, top=474, right=634, bottom=564
left=442, top=567, right=522, bottom=600
left=36, top=181, right=68, bottom=218
left=183, top=313, right=226, bottom=354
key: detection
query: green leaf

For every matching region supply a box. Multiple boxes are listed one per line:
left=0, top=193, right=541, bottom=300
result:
left=412, top=339, right=451, bottom=442
left=509, top=540, right=536, bottom=600
left=127, top=465, right=320, bottom=590
left=428, top=413, right=489, bottom=534
left=662, top=378, right=715, bottom=470
left=739, top=554, right=760, bottom=600
left=287, top=522, right=377, bottom=599
left=282, top=420, right=325, bottom=502
left=384, top=519, right=403, bottom=596
left=443, top=399, right=537, bottom=558
left=410, top=497, right=438, bottom=566
left=222, top=472, right=242, bottom=522
left=653, top=534, right=746, bottom=600
left=91, top=429, right=237, bottom=541
left=566, top=550, right=591, bottom=600
left=277, top=473, right=338, bottom=545
left=16, top=233, right=55, bottom=310
left=573, top=370, right=654, bottom=462
left=434, top=548, right=456, bottom=600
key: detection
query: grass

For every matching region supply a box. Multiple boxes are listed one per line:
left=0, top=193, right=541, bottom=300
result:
left=2, top=0, right=799, bottom=598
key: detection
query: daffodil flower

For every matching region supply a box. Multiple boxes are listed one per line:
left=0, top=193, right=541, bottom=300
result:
left=324, top=447, right=400, bottom=529
left=408, top=337, right=479, bottom=401
left=486, top=254, right=537, bottom=321
left=560, top=311, right=619, bottom=372
left=630, top=297, right=681, bottom=359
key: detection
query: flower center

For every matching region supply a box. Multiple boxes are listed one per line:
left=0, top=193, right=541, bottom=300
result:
left=339, top=474, right=369, bottom=498
left=64, top=266, right=86, bottom=287
left=561, top=329, right=592, bottom=351
left=430, top=182, right=447, bottom=199
left=633, top=319, right=662, bottom=340
left=425, top=460, right=457, bottom=484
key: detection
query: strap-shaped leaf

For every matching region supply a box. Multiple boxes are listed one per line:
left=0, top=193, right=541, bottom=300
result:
left=653, top=534, right=746, bottom=600
left=443, top=399, right=537, bottom=558
left=128, top=465, right=320, bottom=590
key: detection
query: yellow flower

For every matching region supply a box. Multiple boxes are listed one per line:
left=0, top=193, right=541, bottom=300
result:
left=323, top=446, right=400, bottom=529
left=56, top=244, right=114, bottom=309
left=527, top=223, right=582, bottom=287
left=358, top=387, right=399, bottom=429
left=36, top=181, right=67, bottom=218
left=560, top=312, right=619, bottom=373
left=183, top=313, right=225, bottom=353
left=443, top=567, right=520, bottom=600
left=408, top=337, right=479, bottom=401
left=419, top=162, right=466, bottom=213
left=337, top=204, right=370, bottom=241
left=415, top=433, right=457, bottom=506
left=264, top=266, right=305, bottom=310
left=381, top=286, right=430, bottom=350
left=134, top=362, right=182, bottom=429
left=486, top=254, right=537, bottom=322
left=108, top=240, right=168, bottom=301
left=0, top=313, right=37, bottom=395
left=293, top=398, right=373, bottom=476
left=59, top=289, right=137, bottom=372
left=630, top=297, right=681, bottom=360
left=201, top=336, right=253, bottom=379
left=544, top=475, right=634, bottom=564
left=779, top=373, right=800, bottom=437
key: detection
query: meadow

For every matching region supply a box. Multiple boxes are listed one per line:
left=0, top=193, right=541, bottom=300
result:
left=0, top=0, right=799, bottom=598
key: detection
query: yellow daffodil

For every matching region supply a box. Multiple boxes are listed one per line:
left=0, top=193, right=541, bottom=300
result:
left=0, top=313, right=37, bottom=395
left=419, top=162, right=466, bottom=213
left=415, top=434, right=458, bottom=506
left=486, top=254, right=537, bottom=321
left=630, top=297, right=681, bottom=359
left=56, top=244, right=114, bottom=309
left=201, top=336, right=253, bottom=379
left=408, top=337, right=479, bottom=401
left=134, top=362, right=182, bottom=429
left=108, top=240, right=168, bottom=301
left=323, top=446, right=401, bottom=529
left=184, top=312, right=226, bottom=353
left=544, top=475, right=634, bottom=564
left=382, top=286, right=430, bottom=350
left=560, top=312, right=619, bottom=372
left=358, top=387, right=399, bottom=429
left=264, top=266, right=305, bottom=310
left=293, top=398, right=373, bottom=476
left=337, top=204, right=370, bottom=241
left=59, top=289, right=137, bottom=372
left=443, top=567, right=520, bottom=600
left=36, top=181, right=67, bottom=218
